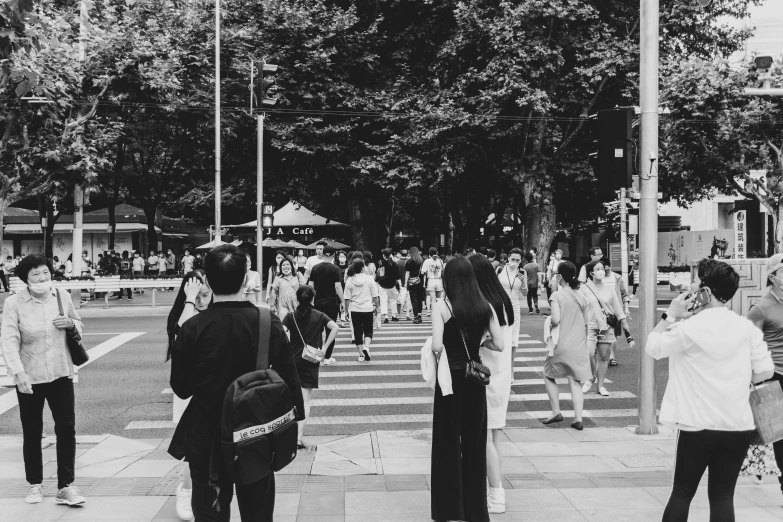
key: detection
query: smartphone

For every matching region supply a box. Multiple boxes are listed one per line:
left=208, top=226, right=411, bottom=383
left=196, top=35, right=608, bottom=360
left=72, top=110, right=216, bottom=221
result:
left=688, top=287, right=710, bottom=311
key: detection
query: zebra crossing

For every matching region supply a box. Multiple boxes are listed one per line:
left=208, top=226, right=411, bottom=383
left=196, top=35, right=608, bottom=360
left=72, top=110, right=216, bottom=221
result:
left=305, top=316, right=639, bottom=435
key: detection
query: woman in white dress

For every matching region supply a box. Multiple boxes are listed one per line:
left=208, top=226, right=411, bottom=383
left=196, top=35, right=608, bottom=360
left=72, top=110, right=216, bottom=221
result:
left=243, top=257, right=262, bottom=305
left=166, top=270, right=212, bottom=520
left=468, top=254, right=515, bottom=514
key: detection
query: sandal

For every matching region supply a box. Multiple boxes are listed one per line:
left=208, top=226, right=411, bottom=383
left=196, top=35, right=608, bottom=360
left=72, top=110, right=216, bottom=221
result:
left=362, top=349, right=371, bottom=362
left=297, top=440, right=308, bottom=450
left=609, top=358, right=619, bottom=367
left=357, top=355, right=365, bottom=362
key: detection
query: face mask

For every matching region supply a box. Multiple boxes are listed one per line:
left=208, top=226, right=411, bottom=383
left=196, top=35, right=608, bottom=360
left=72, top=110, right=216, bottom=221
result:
left=28, top=281, right=52, bottom=294
left=593, top=269, right=605, bottom=280
left=772, top=275, right=783, bottom=290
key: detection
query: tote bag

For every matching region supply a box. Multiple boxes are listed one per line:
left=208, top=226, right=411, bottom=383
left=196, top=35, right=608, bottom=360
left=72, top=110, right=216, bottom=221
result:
left=749, top=380, right=783, bottom=445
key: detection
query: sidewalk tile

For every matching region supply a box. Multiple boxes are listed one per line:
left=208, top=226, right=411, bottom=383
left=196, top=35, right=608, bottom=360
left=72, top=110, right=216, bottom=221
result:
left=505, top=488, right=575, bottom=511
left=0, top=461, right=27, bottom=479
left=0, top=498, right=67, bottom=521
left=277, top=461, right=313, bottom=475
left=498, top=441, right=523, bottom=457
left=528, top=456, right=616, bottom=474
left=689, top=507, right=782, bottom=522
left=58, top=496, right=167, bottom=520
left=345, top=491, right=429, bottom=515
left=567, top=428, right=639, bottom=442
left=297, top=491, right=345, bottom=516
left=514, top=442, right=595, bottom=457
left=504, top=429, right=577, bottom=444
left=644, top=486, right=754, bottom=509
left=763, top=507, right=783, bottom=520
left=499, top=457, right=537, bottom=474
left=560, top=487, right=663, bottom=511
left=76, top=456, right=140, bottom=477
left=294, top=516, right=344, bottom=522
left=580, top=509, right=661, bottom=522
left=486, top=511, right=588, bottom=522
left=579, top=441, right=664, bottom=456
left=736, top=484, right=783, bottom=507
left=310, top=459, right=376, bottom=476
left=380, top=458, right=430, bottom=474
left=275, top=493, right=301, bottom=515
left=77, top=436, right=155, bottom=466
left=345, top=515, right=431, bottom=522
left=648, top=440, right=677, bottom=455
left=376, top=431, right=431, bottom=458
left=322, top=433, right=373, bottom=460
left=115, top=460, right=180, bottom=478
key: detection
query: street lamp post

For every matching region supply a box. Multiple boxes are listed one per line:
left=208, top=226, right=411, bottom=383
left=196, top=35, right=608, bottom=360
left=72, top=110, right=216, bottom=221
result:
left=637, top=0, right=659, bottom=435
left=214, top=0, right=222, bottom=243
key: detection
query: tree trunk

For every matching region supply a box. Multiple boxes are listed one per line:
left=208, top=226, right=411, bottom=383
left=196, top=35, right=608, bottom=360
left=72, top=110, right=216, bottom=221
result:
left=348, top=196, right=366, bottom=252
left=108, top=201, right=117, bottom=249
left=524, top=185, right=557, bottom=261
left=0, top=197, right=7, bottom=259
left=143, top=206, right=159, bottom=251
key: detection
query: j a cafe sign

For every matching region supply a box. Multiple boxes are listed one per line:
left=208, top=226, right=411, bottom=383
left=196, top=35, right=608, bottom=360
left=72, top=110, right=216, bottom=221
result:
left=264, top=227, right=315, bottom=236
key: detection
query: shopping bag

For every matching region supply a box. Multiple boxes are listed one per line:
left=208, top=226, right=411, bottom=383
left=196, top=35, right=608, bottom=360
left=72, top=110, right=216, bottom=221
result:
left=749, top=380, right=783, bottom=445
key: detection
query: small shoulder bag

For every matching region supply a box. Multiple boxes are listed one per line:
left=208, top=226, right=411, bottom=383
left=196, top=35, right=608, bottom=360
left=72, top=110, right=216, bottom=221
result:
left=445, top=301, right=491, bottom=386
left=292, top=312, right=326, bottom=364
left=585, top=282, right=620, bottom=329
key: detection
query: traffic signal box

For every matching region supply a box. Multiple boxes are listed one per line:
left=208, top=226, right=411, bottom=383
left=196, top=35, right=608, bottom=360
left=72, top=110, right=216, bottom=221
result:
left=597, top=109, right=633, bottom=199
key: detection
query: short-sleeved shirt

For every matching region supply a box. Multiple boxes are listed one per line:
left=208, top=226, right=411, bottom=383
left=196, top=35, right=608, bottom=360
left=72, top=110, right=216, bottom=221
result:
left=422, top=257, right=444, bottom=280
left=378, top=258, right=399, bottom=289
left=523, top=262, right=540, bottom=287
left=167, top=254, right=176, bottom=270
left=148, top=255, right=159, bottom=270
left=310, top=262, right=341, bottom=306
left=305, top=255, right=325, bottom=273
left=182, top=255, right=195, bottom=273
left=283, top=309, right=332, bottom=360
left=404, top=258, right=423, bottom=283
left=133, top=257, right=145, bottom=271
left=748, top=292, right=783, bottom=374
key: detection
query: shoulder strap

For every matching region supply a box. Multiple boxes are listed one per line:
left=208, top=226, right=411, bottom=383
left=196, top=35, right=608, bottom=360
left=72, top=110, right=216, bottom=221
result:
left=584, top=282, right=610, bottom=315
left=256, top=306, right=272, bottom=370
left=55, top=288, right=65, bottom=316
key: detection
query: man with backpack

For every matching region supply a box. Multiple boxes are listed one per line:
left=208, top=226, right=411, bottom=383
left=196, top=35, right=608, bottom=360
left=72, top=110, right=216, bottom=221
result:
left=168, top=245, right=304, bottom=521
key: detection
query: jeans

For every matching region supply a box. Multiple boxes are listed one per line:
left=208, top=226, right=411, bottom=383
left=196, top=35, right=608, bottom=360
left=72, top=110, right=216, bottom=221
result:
left=190, top=464, right=275, bottom=522
left=408, top=283, right=425, bottom=317
left=527, top=285, right=539, bottom=311
left=17, top=377, right=76, bottom=489
left=662, top=429, right=753, bottom=522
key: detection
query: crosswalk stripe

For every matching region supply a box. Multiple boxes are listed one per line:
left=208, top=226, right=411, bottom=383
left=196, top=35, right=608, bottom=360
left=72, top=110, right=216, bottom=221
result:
left=306, top=409, right=642, bottom=425
left=320, top=367, right=546, bottom=378
left=319, top=358, right=551, bottom=366
left=316, top=378, right=611, bottom=390
left=332, top=339, right=541, bottom=349
left=309, top=391, right=636, bottom=407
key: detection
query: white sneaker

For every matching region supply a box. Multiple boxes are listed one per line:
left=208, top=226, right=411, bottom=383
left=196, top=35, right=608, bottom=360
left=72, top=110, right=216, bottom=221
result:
left=25, top=484, right=43, bottom=504
left=487, top=487, right=505, bottom=514
left=55, top=485, right=85, bottom=506
left=582, top=379, right=593, bottom=394
left=323, top=357, right=335, bottom=366
left=175, top=483, right=193, bottom=520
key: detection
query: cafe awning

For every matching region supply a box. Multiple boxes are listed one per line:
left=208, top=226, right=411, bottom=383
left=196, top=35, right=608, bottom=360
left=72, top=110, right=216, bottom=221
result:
left=228, top=201, right=347, bottom=228
left=4, top=223, right=160, bottom=234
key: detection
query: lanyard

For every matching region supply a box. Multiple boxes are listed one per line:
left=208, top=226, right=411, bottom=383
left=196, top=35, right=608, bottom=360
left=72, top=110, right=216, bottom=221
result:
left=506, top=267, right=518, bottom=292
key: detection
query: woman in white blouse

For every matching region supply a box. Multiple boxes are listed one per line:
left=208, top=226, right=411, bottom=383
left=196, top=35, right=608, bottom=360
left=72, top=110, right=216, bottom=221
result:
left=1, top=255, right=86, bottom=506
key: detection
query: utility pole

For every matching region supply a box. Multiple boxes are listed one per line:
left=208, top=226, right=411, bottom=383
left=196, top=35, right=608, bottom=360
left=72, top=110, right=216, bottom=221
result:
left=72, top=0, right=88, bottom=307
left=256, top=114, right=264, bottom=282
left=214, top=0, right=222, bottom=243
left=636, top=0, right=659, bottom=435
left=620, top=188, right=629, bottom=289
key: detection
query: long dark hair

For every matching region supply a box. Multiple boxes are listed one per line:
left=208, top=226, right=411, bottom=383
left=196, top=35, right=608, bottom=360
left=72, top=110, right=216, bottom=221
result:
left=166, top=269, right=208, bottom=361
left=363, top=251, right=373, bottom=266
left=409, top=246, right=423, bottom=266
left=295, top=285, right=315, bottom=318
left=468, top=254, right=513, bottom=327
left=443, top=255, right=493, bottom=336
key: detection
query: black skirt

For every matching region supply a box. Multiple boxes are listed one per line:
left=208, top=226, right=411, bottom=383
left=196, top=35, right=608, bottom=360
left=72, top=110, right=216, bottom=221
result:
left=296, top=359, right=320, bottom=389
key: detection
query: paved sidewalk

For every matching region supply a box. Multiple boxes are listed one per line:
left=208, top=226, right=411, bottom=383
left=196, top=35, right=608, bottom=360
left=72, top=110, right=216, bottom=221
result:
left=1, top=426, right=781, bottom=521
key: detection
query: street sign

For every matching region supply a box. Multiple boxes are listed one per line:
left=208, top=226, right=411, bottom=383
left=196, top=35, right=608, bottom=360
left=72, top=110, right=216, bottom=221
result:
left=734, top=210, right=747, bottom=259
left=609, top=243, right=622, bottom=269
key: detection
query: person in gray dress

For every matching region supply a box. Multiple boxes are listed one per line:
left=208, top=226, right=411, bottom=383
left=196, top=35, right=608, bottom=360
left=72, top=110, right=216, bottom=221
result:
left=542, top=261, right=592, bottom=430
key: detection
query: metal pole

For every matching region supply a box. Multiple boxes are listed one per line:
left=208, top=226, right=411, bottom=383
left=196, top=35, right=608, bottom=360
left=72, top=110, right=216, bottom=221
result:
left=620, top=188, right=629, bottom=288
left=257, top=114, right=264, bottom=289
left=214, top=0, right=222, bottom=243
left=71, top=0, right=88, bottom=308
left=636, top=0, right=659, bottom=435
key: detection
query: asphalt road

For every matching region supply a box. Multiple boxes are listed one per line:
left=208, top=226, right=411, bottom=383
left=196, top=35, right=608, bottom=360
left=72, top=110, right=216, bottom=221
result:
left=0, top=297, right=670, bottom=439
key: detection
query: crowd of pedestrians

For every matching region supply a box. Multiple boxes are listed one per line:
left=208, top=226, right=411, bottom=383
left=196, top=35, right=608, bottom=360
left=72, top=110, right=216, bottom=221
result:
left=10, top=239, right=783, bottom=522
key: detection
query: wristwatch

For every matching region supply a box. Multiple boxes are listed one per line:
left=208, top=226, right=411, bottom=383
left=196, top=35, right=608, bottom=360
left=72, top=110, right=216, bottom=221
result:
left=661, top=312, right=674, bottom=323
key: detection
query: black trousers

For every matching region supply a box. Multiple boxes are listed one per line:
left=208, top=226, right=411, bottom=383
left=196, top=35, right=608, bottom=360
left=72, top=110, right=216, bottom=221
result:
left=17, top=377, right=76, bottom=489
left=0, top=272, right=8, bottom=291
left=316, top=301, right=339, bottom=359
left=350, top=311, right=374, bottom=345
left=527, top=285, right=539, bottom=311
left=190, top=465, right=275, bottom=522
left=408, top=283, right=425, bottom=317
left=766, top=373, right=783, bottom=492
left=431, top=367, right=489, bottom=522
left=663, top=429, right=753, bottom=522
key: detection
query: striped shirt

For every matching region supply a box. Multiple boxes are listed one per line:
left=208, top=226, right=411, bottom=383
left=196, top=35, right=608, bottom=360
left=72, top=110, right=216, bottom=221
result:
left=1, top=287, right=83, bottom=385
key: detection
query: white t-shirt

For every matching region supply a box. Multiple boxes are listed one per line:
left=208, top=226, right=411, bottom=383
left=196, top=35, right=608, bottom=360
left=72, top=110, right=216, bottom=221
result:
left=148, top=255, right=159, bottom=270
left=182, top=255, right=195, bottom=273
left=344, top=273, right=379, bottom=313
left=305, top=255, right=325, bottom=273
left=422, top=258, right=444, bottom=280
left=132, top=257, right=145, bottom=271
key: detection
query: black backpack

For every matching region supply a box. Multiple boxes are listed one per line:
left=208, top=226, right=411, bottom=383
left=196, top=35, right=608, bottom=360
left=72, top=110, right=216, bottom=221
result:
left=209, top=306, right=298, bottom=508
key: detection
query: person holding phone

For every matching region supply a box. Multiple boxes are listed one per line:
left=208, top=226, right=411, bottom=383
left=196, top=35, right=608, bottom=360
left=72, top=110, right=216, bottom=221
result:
left=498, top=248, right=527, bottom=364
left=646, top=259, right=774, bottom=522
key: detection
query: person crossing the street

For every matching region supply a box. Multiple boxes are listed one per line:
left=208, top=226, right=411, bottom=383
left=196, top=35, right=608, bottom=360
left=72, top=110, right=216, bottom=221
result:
left=344, top=258, right=379, bottom=362
left=498, top=248, right=527, bottom=365
left=578, top=246, right=603, bottom=283
left=422, top=247, right=445, bottom=317
left=405, top=247, right=426, bottom=324
left=304, top=240, right=328, bottom=282
left=243, top=256, right=262, bottom=305
left=309, top=245, right=344, bottom=366
left=118, top=251, right=133, bottom=300
left=266, top=250, right=285, bottom=303
left=522, top=252, right=542, bottom=314
left=181, top=249, right=195, bottom=275
left=378, top=248, right=401, bottom=324
left=396, top=249, right=413, bottom=320
left=283, top=286, right=338, bottom=450
left=269, top=256, right=305, bottom=322
left=132, top=252, right=145, bottom=294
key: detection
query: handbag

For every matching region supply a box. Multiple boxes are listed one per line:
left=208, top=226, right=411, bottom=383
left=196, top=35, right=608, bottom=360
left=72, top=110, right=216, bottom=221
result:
left=749, top=380, right=783, bottom=445
left=292, top=313, right=325, bottom=364
left=459, top=330, right=491, bottom=386
left=585, top=283, right=620, bottom=330
left=55, top=289, right=89, bottom=366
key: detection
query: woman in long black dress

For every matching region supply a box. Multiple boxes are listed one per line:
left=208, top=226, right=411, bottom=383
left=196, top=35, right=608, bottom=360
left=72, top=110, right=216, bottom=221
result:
left=430, top=255, right=505, bottom=522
